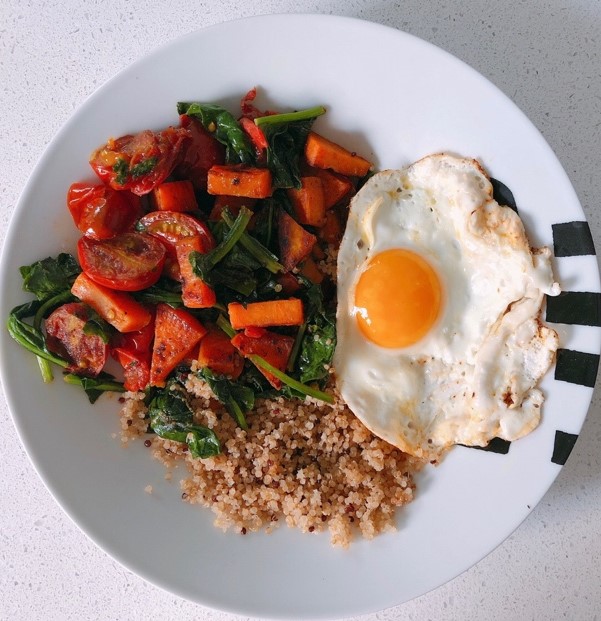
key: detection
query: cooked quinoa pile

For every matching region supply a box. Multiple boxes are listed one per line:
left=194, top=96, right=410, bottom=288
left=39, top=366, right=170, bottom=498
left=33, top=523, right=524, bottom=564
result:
left=120, top=364, right=424, bottom=547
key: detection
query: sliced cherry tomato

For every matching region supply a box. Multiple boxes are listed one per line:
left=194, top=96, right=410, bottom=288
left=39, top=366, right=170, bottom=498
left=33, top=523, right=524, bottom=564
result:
left=240, top=87, right=263, bottom=119
left=137, top=211, right=215, bottom=280
left=45, top=302, right=109, bottom=376
left=78, top=232, right=166, bottom=292
left=112, top=315, right=155, bottom=391
left=173, top=115, right=225, bottom=190
left=89, top=127, right=190, bottom=196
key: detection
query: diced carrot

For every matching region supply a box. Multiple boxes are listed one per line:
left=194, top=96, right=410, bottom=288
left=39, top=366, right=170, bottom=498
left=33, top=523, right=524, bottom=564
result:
left=71, top=272, right=152, bottom=333
left=231, top=330, right=295, bottom=389
left=152, top=180, right=198, bottom=212
left=207, top=165, right=272, bottom=199
left=318, top=209, right=343, bottom=245
left=228, top=298, right=304, bottom=330
left=312, top=167, right=354, bottom=208
left=278, top=210, right=317, bottom=271
left=286, top=176, right=326, bottom=227
left=275, top=272, right=301, bottom=295
left=149, top=303, right=207, bottom=387
left=299, top=257, right=324, bottom=285
left=198, top=325, right=244, bottom=379
left=209, top=195, right=257, bottom=222
left=304, top=132, right=372, bottom=177
left=174, top=236, right=217, bottom=309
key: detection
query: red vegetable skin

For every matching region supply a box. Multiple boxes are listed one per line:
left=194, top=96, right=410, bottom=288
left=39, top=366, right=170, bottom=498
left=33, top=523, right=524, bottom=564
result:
left=231, top=330, right=295, bottom=389
left=67, top=182, right=141, bottom=240
left=137, top=211, right=215, bottom=281
left=77, top=232, right=166, bottom=292
left=149, top=303, right=208, bottom=387
left=112, top=316, right=155, bottom=391
left=45, top=302, right=109, bottom=376
left=173, top=115, right=225, bottom=190
left=71, top=272, right=152, bottom=333
left=175, top=236, right=217, bottom=308
left=89, top=127, right=190, bottom=195
left=197, top=325, right=244, bottom=379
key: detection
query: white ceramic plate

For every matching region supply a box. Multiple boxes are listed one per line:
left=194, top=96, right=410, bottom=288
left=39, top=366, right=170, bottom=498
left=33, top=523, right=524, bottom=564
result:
left=1, top=14, right=599, bottom=619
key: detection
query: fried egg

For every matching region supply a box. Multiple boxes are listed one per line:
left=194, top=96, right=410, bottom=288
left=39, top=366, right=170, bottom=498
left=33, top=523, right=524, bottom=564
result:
left=334, top=153, right=560, bottom=459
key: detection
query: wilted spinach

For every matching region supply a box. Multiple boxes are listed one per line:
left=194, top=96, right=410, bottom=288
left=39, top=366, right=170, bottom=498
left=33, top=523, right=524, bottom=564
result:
left=198, top=368, right=254, bottom=430
left=20, top=253, right=81, bottom=300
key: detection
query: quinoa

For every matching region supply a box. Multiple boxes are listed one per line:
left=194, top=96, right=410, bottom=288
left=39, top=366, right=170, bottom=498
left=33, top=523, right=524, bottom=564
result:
left=119, top=368, right=425, bottom=548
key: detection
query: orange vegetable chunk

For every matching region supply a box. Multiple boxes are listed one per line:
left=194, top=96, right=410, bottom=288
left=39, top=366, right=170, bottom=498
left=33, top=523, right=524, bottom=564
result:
left=149, top=303, right=207, bottom=386
left=278, top=210, right=317, bottom=271
left=231, top=330, right=295, bottom=389
left=304, top=132, right=372, bottom=177
left=175, top=236, right=217, bottom=308
left=299, top=257, right=324, bottom=285
left=71, top=272, right=152, bottom=333
left=209, top=195, right=257, bottom=222
left=152, top=180, right=198, bottom=212
left=286, top=176, right=326, bottom=227
left=197, top=325, right=244, bottom=379
left=207, top=165, right=272, bottom=198
left=318, top=209, right=343, bottom=245
left=228, top=298, right=304, bottom=330
left=312, top=167, right=353, bottom=208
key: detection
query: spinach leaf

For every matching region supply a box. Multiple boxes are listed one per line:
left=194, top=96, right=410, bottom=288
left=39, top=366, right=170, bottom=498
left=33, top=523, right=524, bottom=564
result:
left=63, top=372, right=125, bottom=404
left=20, top=254, right=81, bottom=301
left=177, top=102, right=254, bottom=165
left=198, top=368, right=253, bottom=430
left=132, top=278, right=184, bottom=307
left=298, top=313, right=336, bottom=384
left=147, top=382, right=221, bottom=458
left=255, top=106, right=326, bottom=189
left=83, top=310, right=114, bottom=344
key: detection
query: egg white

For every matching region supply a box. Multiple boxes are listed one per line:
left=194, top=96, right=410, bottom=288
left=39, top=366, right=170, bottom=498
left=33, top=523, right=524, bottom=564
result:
left=334, top=153, right=560, bottom=458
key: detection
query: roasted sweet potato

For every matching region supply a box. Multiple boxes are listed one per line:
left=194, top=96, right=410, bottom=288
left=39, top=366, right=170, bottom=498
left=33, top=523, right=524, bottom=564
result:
left=149, top=303, right=207, bottom=386
left=209, top=195, right=257, bottom=222
left=198, top=325, right=244, bottom=379
left=278, top=209, right=317, bottom=271
left=152, top=180, right=198, bottom=212
left=231, top=330, right=295, bottom=389
left=318, top=209, right=343, bottom=246
left=299, top=257, right=324, bottom=285
left=275, top=272, right=301, bottom=295
left=175, top=236, right=217, bottom=308
left=207, top=165, right=272, bottom=198
left=306, top=166, right=353, bottom=208
left=228, top=298, right=304, bottom=330
left=286, top=176, right=326, bottom=227
left=304, top=132, right=372, bottom=177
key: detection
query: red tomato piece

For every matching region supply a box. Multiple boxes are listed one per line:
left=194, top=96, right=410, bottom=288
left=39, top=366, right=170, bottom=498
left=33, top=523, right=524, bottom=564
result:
left=173, top=115, right=225, bottom=190
left=78, top=232, right=166, bottom=292
left=137, top=211, right=215, bottom=281
left=240, top=116, right=268, bottom=153
left=67, top=182, right=141, bottom=240
left=149, top=303, right=208, bottom=387
left=175, top=236, right=217, bottom=308
left=112, top=315, right=155, bottom=391
left=45, top=302, right=109, bottom=376
left=89, top=127, right=190, bottom=196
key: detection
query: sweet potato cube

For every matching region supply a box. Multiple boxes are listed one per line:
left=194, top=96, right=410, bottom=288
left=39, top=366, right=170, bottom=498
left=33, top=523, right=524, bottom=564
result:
left=318, top=210, right=343, bottom=246
left=278, top=209, right=317, bottom=271
left=299, top=257, right=324, bottom=285
left=175, top=236, right=217, bottom=309
left=304, top=132, right=372, bottom=177
left=152, top=180, right=198, bottom=212
left=312, top=168, right=353, bottom=208
left=286, top=176, right=326, bottom=227
left=198, top=325, right=244, bottom=379
left=231, top=330, right=295, bottom=389
left=228, top=298, right=304, bottom=330
left=207, top=165, right=272, bottom=198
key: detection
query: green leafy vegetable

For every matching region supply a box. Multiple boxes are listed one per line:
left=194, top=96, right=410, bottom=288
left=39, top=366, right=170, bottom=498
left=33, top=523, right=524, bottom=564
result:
left=199, top=368, right=253, bottom=430
left=255, top=106, right=326, bottom=189
left=132, top=278, right=184, bottom=308
left=298, top=314, right=335, bottom=384
left=130, top=156, right=157, bottom=178
left=177, top=102, right=254, bottom=165
left=147, top=381, right=221, bottom=458
left=63, top=372, right=125, bottom=404
left=19, top=254, right=80, bottom=301
left=113, top=159, right=129, bottom=185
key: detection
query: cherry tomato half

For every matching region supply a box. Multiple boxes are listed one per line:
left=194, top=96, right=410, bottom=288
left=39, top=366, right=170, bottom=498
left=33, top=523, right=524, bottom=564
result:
left=89, top=127, right=190, bottom=196
left=173, top=115, right=225, bottom=190
left=67, top=182, right=140, bottom=240
left=45, top=302, right=109, bottom=376
left=78, top=232, right=166, bottom=291
left=137, top=211, right=215, bottom=280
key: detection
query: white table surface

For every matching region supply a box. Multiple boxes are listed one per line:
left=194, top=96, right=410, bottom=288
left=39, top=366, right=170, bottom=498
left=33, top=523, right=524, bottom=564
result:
left=1, top=1, right=600, bottom=620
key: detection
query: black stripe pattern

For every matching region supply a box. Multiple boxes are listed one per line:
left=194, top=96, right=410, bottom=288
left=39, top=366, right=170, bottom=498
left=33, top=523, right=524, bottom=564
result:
left=551, top=431, right=579, bottom=465
left=552, top=221, right=595, bottom=257
left=555, top=349, right=600, bottom=388
left=490, top=178, right=518, bottom=213
left=546, top=291, right=601, bottom=327
left=464, top=437, right=511, bottom=454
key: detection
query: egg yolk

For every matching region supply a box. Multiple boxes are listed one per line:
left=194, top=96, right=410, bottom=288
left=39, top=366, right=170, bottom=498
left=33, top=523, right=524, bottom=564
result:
left=354, top=248, right=442, bottom=348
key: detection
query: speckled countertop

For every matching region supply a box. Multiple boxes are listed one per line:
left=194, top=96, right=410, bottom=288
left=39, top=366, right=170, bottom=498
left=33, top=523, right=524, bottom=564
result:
left=1, top=1, right=600, bottom=620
